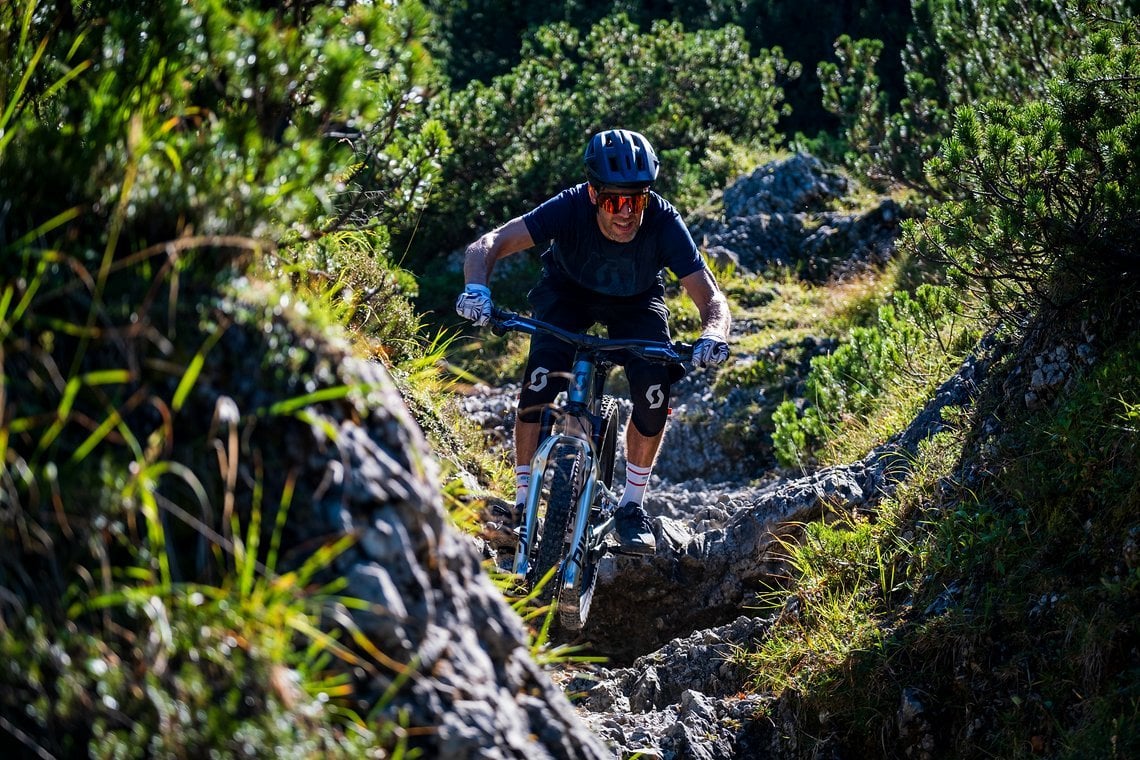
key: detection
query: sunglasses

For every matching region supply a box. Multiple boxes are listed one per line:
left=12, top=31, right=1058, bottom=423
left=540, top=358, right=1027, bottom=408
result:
left=596, top=191, right=648, bottom=215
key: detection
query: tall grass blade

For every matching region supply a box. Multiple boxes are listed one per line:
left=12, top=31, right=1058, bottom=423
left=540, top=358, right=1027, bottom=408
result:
left=172, top=324, right=228, bottom=412
left=38, top=369, right=131, bottom=453
left=237, top=471, right=263, bottom=601
left=262, top=383, right=382, bottom=416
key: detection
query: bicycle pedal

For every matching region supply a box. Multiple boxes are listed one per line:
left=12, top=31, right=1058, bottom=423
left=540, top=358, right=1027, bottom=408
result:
left=495, top=551, right=517, bottom=573
left=607, top=545, right=653, bottom=558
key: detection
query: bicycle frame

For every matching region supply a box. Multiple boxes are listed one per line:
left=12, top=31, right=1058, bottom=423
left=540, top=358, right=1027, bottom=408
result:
left=511, top=344, right=619, bottom=581
left=489, top=307, right=690, bottom=625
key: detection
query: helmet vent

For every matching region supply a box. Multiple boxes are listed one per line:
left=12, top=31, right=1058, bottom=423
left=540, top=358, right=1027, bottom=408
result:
left=584, top=129, right=659, bottom=187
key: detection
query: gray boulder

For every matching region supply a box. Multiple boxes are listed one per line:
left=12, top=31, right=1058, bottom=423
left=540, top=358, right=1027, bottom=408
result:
left=190, top=316, right=614, bottom=759
left=691, top=153, right=903, bottom=281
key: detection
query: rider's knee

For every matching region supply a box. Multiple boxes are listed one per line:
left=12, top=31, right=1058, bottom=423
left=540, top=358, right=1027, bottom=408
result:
left=626, top=361, right=670, bottom=438
left=629, top=402, right=668, bottom=438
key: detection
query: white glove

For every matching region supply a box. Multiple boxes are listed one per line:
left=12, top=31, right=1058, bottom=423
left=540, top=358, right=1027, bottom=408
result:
left=456, top=283, right=493, bottom=326
left=692, top=332, right=729, bottom=367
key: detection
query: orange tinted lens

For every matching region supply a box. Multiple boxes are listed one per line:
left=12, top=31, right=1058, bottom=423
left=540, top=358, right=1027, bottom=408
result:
left=598, top=192, right=647, bottom=214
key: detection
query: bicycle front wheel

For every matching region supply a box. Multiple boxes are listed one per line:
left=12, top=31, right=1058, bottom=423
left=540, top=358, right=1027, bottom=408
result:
left=558, top=396, right=619, bottom=631
left=527, top=442, right=581, bottom=603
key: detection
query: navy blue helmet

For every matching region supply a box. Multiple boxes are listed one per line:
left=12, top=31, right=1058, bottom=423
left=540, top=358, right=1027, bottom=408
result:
left=583, top=129, right=660, bottom=187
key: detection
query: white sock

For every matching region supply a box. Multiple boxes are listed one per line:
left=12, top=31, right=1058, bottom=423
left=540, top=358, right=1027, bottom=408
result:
left=620, top=462, right=653, bottom=507
left=514, top=465, right=531, bottom=507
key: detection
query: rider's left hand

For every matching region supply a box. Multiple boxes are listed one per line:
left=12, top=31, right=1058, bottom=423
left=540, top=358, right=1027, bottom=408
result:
left=692, top=332, right=730, bottom=368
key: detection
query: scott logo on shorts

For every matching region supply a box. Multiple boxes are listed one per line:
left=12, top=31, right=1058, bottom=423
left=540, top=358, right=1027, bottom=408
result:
left=528, top=367, right=550, bottom=392
left=646, top=384, right=665, bottom=409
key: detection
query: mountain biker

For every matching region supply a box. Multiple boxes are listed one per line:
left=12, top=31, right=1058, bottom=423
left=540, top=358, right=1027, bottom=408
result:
left=456, top=128, right=731, bottom=555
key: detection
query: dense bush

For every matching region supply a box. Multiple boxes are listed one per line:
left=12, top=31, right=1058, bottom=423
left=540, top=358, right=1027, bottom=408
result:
left=0, top=0, right=446, bottom=269
left=425, top=0, right=912, bottom=136
left=773, top=285, right=974, bottom=466
left=406, top=12, right=795, bottom=275
left=910, top=17, right=1140, bottom=317
left=816, top=0, right=1124, bottom=188
left=0, top=0, right=446, bottom=753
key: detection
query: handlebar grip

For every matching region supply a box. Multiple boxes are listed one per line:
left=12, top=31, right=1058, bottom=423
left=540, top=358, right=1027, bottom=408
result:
left=489, top=306, right=514, bottom=321
left=488, top=307, right=516, bottom=336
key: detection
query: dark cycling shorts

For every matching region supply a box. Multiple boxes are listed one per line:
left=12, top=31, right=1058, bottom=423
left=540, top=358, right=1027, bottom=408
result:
left=516, top=278, right=681, bottom=438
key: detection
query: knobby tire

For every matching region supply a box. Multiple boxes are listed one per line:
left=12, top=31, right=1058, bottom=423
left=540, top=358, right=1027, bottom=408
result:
left=558, top=395, right=619, bottom=631
left=527, top=443, right=580, bottom=603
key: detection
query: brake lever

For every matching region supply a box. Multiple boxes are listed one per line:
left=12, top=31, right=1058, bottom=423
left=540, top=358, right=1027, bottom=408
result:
left=488, top=307, right=516, bottom=337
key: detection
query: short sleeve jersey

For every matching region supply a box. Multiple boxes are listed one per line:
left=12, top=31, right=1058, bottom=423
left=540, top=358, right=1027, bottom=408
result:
left=522, top=183, right=705, bottom=297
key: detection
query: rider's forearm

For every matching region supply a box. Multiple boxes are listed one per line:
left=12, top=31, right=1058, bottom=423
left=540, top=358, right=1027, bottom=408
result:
left=463, top=234, right=498, bottom=286
left=699, top=291, right=732, bottom=338
left=463, top=217, right=535, bottom=286
left=680, top=268, right=732, bottom=338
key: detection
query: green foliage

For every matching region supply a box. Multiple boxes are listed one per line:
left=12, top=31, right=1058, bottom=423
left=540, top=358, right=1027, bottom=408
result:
left=411, top=12, right=794, bottom=270
left=909, top=0, right=1085, bottom=107
left=911, top=17, right=1140, bottom=318
left=771, top=400, right=827, bottom=469
left=747, top=507, right=911, bottom=694
left=0, top=0, right=448, bottom=481
left=821, top=0, right=1129, bottom=188
left=281, top=230, right=427, bottom=362
left=0, top=0, right=453, bottom=754
left=773, top=285, right=976, bottom=465
left=426, top=0, right=913, bottom=137
left=917, top=330, right=1140, bottom=756
left=0, top=0, right=446, bottom=270
left=817, top=35, right=891, bottom=181
left=972, top=335, right=1140, bottom=577
left=811, top=286, right=961, bottom=411
left=889, top=0, right=1085, bottom=187
left=747, top=322, right=1140, bottom=758
left=0, top=479, right=399, bottom=758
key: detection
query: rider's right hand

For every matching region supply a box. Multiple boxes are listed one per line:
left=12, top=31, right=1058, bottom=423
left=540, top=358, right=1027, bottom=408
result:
left=456, top=283, right=493, bottom=326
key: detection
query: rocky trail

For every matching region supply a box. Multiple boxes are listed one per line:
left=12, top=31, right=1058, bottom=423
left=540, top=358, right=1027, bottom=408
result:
left=245, top=154, right=970, bottom=759
left=452, top=155, right=940, bottom=757
left=461, top=328, right=995, bottom=758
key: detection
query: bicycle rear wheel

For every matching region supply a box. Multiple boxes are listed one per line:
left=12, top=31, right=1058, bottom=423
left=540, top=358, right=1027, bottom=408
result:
left=595, top=395, right=619, bottom=490
left=527, top=441, right=581, bottom=603
left=558, top=395, right=619, bottom=630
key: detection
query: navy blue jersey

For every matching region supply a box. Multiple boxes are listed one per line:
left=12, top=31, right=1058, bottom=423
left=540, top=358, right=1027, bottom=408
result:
left=522, top=183, right=705, bottom=297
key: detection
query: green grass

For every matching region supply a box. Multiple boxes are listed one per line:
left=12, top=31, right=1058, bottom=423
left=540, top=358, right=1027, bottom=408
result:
left=0, top=211, right=469, bottom=756
left=1, top=472, right=407, bottom=758
left=740, top=324, right=1140, bottom=758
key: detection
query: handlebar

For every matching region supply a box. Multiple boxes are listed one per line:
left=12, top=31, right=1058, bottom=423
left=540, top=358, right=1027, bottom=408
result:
left=488, top=307, right=692, bottom=364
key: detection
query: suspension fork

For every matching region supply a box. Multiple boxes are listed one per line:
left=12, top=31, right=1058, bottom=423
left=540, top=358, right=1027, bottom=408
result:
left=561, top=463, right=618, bottom=594
left=560, top=358, right=619, bottom=589
left=513, top=353, right=611, bottom=580
left=512, top=432, right=597, bottom=578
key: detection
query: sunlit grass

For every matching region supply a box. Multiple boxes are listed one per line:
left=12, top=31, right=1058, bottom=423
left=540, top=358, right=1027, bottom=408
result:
left=719, top=260, right=904, bottom=354
left=49, top=458, right=410, bottom=756
left=737, top=429, right=958, bottom=745
left=741, top=324, right=1140, bottom=756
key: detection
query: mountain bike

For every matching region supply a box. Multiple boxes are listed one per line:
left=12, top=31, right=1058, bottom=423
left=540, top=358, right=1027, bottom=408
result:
left=488, top=307, right=692, bottom=631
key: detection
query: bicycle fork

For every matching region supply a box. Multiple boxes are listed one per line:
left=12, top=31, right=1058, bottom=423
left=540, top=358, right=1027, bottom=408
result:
left=511, top=433, right=620, bottom=582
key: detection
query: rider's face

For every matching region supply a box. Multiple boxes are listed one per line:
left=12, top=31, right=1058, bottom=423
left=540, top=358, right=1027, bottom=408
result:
left=590, top=184, right=649, bottom=243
